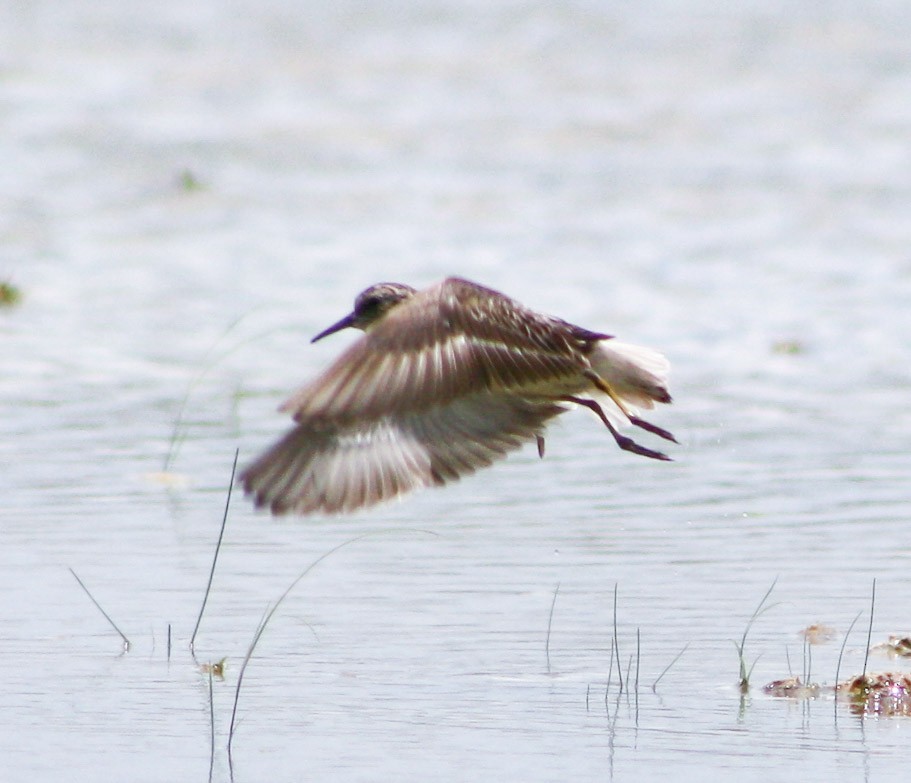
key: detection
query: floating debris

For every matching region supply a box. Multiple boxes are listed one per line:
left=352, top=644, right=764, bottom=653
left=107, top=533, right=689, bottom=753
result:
left=763, top=676, right=821, bottom=699
left=800, top=623, right=836, bottom=645
left=771, top=339, right=804, bottom=355
left=870, top=635, right=911, bottom=658
left=143, top=471, right=190, bottom=488
left=0, top=280, right=21, bottom=307
left=177, top=168, right=204, bottom=192
left=838, top=673, right=911, bottom=717
left=199, top=658, right=226, bottom=679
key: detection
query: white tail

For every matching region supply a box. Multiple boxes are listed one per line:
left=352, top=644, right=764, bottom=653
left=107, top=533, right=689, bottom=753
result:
left=590, top=339, right=672, bottom=412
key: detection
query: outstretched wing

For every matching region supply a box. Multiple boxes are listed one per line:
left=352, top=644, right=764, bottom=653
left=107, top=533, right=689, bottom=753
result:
left=280, top=277, right=601, bottom=424
left=240, top=393, right=567, bottom=515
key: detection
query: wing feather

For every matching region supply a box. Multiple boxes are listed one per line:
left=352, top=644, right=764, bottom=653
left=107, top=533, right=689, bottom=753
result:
left=240, top=393, right=567, bottom=515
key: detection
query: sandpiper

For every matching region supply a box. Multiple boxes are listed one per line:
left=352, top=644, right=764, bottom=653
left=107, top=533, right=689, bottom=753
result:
left=241, top=277, right=675, bottom=515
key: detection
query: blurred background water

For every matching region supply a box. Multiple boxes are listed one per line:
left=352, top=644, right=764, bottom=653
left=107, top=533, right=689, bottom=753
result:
left=3, top=1, right=911, bottom=781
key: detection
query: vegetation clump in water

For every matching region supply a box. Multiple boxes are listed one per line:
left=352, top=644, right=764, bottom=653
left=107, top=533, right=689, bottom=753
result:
left=0, top=280, right=21, bottom=307
left=762, top=677, right=821, bottom=699
left=838, top=673, right=911, bottom=717
left=871, top=635, right=911, bottom=658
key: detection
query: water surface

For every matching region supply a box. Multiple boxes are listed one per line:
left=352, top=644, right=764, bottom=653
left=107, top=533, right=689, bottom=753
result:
left=3, top=1, right=911, bottom=781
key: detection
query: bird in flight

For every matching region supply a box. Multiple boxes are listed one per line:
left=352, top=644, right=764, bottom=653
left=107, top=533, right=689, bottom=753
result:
left=241, top=277, right=675, bottom=515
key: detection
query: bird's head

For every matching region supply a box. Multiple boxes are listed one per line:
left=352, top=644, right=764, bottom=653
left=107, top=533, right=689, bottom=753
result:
left=311, top=282, right=417, bottom=343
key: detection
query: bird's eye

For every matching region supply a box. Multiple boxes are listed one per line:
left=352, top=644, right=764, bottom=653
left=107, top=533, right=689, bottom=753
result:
left=358, top=296, right=381, bottom=314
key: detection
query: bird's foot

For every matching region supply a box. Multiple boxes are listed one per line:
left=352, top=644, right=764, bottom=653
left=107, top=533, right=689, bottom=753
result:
left=613, top=433, right=672, bottom=461
left=629, top=415, right=678, bottom=443
left=560, top=395, right=674, bottom=462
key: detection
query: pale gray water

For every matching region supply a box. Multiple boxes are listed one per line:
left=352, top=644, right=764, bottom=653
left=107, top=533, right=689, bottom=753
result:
left=3, top=1, right=911, bottom=781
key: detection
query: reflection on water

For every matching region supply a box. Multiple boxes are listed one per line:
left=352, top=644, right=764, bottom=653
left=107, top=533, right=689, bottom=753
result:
left=3, top=1, right=911, bottom=781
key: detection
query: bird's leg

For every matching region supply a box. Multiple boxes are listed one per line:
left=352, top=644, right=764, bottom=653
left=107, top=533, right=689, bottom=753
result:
left=582, top=369, right=677, bottom=443
left=561, top=395, right=672, bottom=462
left=536, top=435, right=546, bottom=458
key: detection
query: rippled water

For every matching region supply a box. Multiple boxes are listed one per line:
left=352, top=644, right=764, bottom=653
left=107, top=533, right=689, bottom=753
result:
left=4, top=1, right=911, bottom=781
